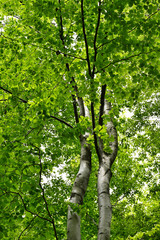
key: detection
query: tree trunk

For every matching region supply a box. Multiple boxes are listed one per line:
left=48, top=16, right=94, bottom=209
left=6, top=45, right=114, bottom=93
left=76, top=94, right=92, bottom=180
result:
left=97, top=101, right=118, bottom=240
left=67, top=134, right=91, bottom=240
left=97, top=153, right=112, bottom=240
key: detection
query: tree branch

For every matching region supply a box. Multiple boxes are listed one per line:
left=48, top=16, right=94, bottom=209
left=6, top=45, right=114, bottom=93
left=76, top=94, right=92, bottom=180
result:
left=58, top=0, right=80, bottom=123
left=72, top=94, right=80, bottom=123
left=103, top=100, right=118, bottom=165
left=86, top=213, right=98, bottom=227
left=0, top=191, right=52, bottom=223
left=58, top=0, right=65, bottom=46
left=80, top=0, right=101, bottom=160
left=91, top=102, right=101, bottom=162
left=32, top=42, right=87, bottom=60
left=0, top=86, right=28, bottom=103
left=2, top=34, right=86, bottom=61
left=112, top=194, right=126, bottom=207
left=0, top=85, right=73, bottom=128
left=99, top=84, right=106, bottom=126
left=50, top=115, right=73, bottom=128
left=81, top=0, right=92, bottom=76
left=18, top=215, right=37, bottom=239
left=92, top=0, right=102, bottom=77
left=80, top=1, right=103, bottom=161
left=73, top=82, right=85, bottom=117
left=35, top=146, right=58, bottom=240
left=96, top=51, right=154, bottom=73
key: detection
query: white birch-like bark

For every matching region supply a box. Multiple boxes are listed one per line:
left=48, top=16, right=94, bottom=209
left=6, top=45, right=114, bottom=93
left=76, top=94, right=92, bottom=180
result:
left=67, top=134, right=91, bottom=240
left=98, top=101, right=118, bottom=240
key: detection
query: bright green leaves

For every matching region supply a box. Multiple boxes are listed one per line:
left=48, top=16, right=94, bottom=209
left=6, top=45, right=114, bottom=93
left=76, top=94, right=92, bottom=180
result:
left=127, top=225, right=160, bottom=240
left=93, top=124, right=114, bottom=153
left=0, top=0, right=159, bottom=239
left=0, top=127, right=4, bottom=145
left=86, top=134, right=94, bottom=150
left=94, top=0, right=160, bottom=79
left=75, top=115, right=91, bottom=135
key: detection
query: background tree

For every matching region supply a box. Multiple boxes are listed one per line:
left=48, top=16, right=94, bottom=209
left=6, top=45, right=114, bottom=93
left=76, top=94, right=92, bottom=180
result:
left=0, top=0, right=159, bottom=239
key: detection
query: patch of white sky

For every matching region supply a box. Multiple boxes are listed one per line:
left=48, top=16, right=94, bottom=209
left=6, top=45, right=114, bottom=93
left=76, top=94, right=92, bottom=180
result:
left=0, top=15, right=19, bottom=34
left=43, top=164, right=69, bottom=186
left=40, top=145, right=70, bottom=184
left=0, top=16, right=8, bottom=32
left=121, top=92, right=160, bottom=125
left=121, top=108, right=134, bottom=119
left=51, top=19, right=57, bottom=27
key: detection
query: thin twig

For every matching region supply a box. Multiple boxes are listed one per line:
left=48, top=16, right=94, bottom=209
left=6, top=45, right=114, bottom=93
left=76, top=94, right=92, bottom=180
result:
left=0, top=85, right=73, bottom=128
left=112, top=194, right=126, bottom=207
left=25, top=128, right=37, bottom=137
left=18, top=215, right=37, bottom=239
left=0, top=86, right=28, bottom=103
left=35, top=146, right=58, bottom=240
left=2, top=35, right=86, bottom=61
left=50, top=115, right=73, bottom=128
left=86, top=213, right=98, bottom=227
left=96, top=50, right=155, bottom=73
left=0, top=191, right=52, bottom=223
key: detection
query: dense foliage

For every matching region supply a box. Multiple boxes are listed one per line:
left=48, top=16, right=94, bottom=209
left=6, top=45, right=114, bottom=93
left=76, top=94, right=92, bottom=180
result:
left=0, top=0, right=159, bottom=239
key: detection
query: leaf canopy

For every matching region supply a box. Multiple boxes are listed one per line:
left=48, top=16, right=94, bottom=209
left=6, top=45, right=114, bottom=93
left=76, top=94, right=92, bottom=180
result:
left=0, top=0, right=160, bottom=239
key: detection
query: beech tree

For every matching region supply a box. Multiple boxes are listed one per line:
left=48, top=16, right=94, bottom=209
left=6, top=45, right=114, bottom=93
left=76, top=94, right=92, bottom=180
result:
left=0, top=0, right=159, bottom=239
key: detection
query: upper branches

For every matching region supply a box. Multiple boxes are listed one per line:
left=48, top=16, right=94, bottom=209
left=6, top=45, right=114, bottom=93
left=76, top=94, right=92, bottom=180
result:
left=58, top=0, right=86, bottom=122
left=92, top=0, right=102, bottom=77
left=81, top=0, right=92, bottom=76
left=58, top=0, right=65, bottom=45
left=0, top=86, right=73, bottom=128
left=0, top=86, right=28, bottom=103
left=95, top=50, right=156, bottom=73
left=81, top=0, right=103, bottom=162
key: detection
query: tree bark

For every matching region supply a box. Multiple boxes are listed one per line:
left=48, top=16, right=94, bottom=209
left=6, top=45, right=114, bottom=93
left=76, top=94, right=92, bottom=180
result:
left=67, top=133, right=91, bottom=240
left=97, top=101, right=118, bottom=240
